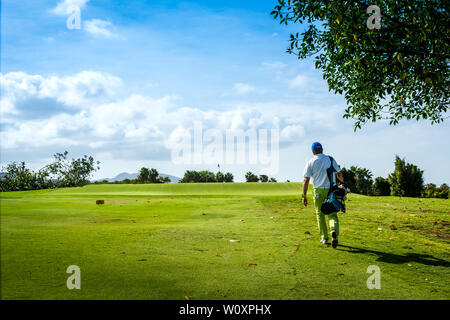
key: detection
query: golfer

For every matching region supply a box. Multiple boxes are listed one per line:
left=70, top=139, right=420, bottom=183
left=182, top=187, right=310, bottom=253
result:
left=302, top=142, right=344, bottom=247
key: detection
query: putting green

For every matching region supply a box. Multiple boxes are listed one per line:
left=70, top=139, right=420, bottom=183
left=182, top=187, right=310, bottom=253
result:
left=1, top=183, right=449, bottom=299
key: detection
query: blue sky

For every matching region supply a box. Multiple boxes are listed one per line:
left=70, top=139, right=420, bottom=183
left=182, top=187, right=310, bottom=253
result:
left=1, top=0, right=449, bottom=184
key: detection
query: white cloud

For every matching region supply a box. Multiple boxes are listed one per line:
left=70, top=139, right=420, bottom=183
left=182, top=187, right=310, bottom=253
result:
left=0, top=71, right=122, bottom=114
left=289, top=74, right=310, bottom=89
left=261, top=61, right=287, bottom=80
left=84, top=19, right=118, bottom=39
left=1, top=70, right=352, bottom=184
left=288, top=74, right=331, bottom=95
left=51, top=0, right=89, bottom=15
left=0, top=71, right=333, bottom=153
left=3, top=71, right=447, bottom=183
left=280, top=124, right=305, bottom=142
left=261, top=61, right=286, bottom=70
left=233, top=82, right=256, bottom=95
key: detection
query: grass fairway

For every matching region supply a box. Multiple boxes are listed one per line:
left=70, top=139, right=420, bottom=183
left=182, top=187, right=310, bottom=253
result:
left=1, top=182, right=449, bottom=300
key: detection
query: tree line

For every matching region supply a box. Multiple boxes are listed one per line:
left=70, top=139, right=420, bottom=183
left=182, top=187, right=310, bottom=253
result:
left=1, top=153, right=447, bottom=199
left=340, top=156, right=448, bottom=199
left=244, top=172, right=277, bottom=183
left=179, top=170, right=234, bottom=183
left=93, top=167, right=171, bottom=184
left=0, top=151, right=99, bottom=192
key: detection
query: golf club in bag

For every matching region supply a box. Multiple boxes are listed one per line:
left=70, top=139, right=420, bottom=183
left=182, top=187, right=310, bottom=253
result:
left=321, top=156, right=351, bottom=215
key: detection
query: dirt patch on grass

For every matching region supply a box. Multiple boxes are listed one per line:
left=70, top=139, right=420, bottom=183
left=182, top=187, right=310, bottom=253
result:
left=420, top=209, right=449, bottom=214
left=402, top=220, right=450, bottom=240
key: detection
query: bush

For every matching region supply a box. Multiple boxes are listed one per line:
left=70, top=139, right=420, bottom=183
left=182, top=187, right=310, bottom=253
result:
left=245, top=172, right=259, bottom=182
left=224, top=172, right=234, bottom=183
left=372, top=177, right=391, bottom=196
left=179, top=170, right=233, bottom=183
left=136, top=168, right=169, bottom=183
left=422, top=183, right=449, bottom=199
left=216, top=172, right=225, bottom=182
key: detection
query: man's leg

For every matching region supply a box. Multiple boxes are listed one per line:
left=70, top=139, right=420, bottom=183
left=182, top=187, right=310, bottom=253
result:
left=313, top=188, right=329, bottom=241
left=327, top=212, right=339, bottom=236
left=327, top=212, right=339, bottom=248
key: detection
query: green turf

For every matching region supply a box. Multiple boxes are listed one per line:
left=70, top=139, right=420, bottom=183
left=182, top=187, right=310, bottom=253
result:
left=1, top=182, right=449, bottom=300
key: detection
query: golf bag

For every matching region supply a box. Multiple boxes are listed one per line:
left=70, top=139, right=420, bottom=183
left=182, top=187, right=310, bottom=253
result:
left=320, top=156, right=350, bottom=215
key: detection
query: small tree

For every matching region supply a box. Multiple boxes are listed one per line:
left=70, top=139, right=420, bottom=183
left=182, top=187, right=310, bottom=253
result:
left=45, top=151, right=99, bottom=188
left=341, top=166, right=373, bottom=195
left=199, top=170, right=216, bottom=182
left=423, top=183, right=449, bottom=199
left=159, top=176, right=171, bottom=183
left=389, top=156, right=424, bottom=197
left=372, top=177, right=391, bottom=196
left=180, top=170, right=199, bottom=183
left=1, top=152, right=99, bottom=191
left=341, top=167, right=357, bottom=192
left=436, top=184, right=449, bottom=199
left=0, top=162, right=36, bottom=191
left=269, top=177, right=277, bottom=183
left=138, top=167, right=150, bottom=183
left=245, top=172, right=259, bottom=182
left=353, top=166, right=373, bottom=195
left=216, top=171, right=225, bottom=183
left=259, top=174, right=269, bottom=182
left=224, top=172, right=234, bottom=183
left=423, top=183, right=437, bottom=198
left=148, top=168, right=159, bottom=183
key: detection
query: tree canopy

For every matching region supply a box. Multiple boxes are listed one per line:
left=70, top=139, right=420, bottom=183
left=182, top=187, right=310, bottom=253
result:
left=137, top=167, right=170, bottom=183
left=179, top=170, right=234, bottom=183
left=272, top=0, right=449, bottom=129
left=341, top=166, right=373, bottom=195
left=389, top=155, right=424, bottom=197
left=0, top=151, right=99, bottom=192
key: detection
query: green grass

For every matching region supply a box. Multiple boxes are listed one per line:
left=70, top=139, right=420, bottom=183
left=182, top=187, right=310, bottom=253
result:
left=1, top=182, right=449, bottom=300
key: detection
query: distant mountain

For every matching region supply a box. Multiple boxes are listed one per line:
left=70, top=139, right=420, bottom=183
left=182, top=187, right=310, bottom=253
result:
left=101, top=172, right=180, bottom=183
left=106, top=172, right=138, bottom=182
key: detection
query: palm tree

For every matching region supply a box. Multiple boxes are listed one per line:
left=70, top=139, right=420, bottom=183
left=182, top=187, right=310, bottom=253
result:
left=138, top=167, right=150, bottom=183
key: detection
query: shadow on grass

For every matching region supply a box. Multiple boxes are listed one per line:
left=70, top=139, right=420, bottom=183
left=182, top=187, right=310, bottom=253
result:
left=336, top=245, right=450, bottom=267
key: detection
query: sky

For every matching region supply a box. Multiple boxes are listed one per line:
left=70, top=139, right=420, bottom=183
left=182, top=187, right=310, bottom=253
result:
left=1, top=0, right=449, bottom=184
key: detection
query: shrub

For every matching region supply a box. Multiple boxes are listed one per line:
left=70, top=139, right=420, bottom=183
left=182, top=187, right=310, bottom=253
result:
left=245, top=172, right=259, bottom=182
left=422, top=183, right=449, bottom=199
left=372, top=177, right=391, bottom=196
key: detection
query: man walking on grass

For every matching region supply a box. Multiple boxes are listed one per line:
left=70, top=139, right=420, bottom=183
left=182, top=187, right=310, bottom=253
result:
left=302, top=142, right=344, bottom=248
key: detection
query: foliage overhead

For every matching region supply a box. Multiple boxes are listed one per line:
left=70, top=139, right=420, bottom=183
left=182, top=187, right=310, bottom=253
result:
left=272, top=0, right=449, bottom=129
